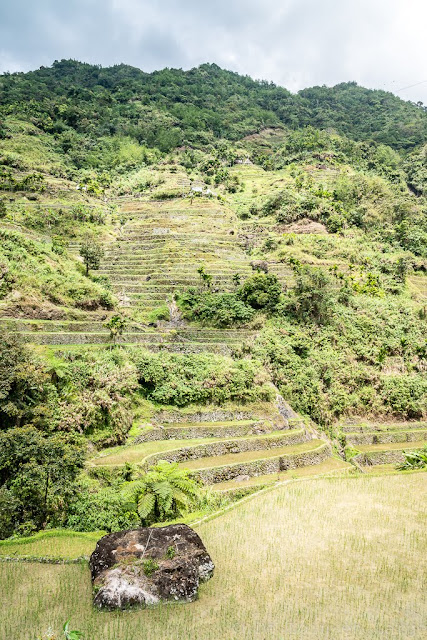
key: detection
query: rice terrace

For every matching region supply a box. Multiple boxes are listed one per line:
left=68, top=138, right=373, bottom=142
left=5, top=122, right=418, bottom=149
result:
left=0, top=7, right=427, bottom=639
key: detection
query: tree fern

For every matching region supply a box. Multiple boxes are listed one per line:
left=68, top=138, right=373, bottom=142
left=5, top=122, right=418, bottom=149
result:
left=137, top=492, right=156, bottom=519
left=124, top=461, right=200, bottom=525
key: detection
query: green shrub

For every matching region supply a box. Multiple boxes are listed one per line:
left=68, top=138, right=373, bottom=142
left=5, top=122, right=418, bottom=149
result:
left=397, top=445, right=427, bottom=470
left=178, top=289, right=253, bottom=327
left=66, top=486, right=139, bottom=533
left=143, top=559, right=160, bottom=576
left=132, top=349, right=272, bottom=406
left=122, top=461, right=200, bottom=525
left=238, top=273, right=282, bottom=311
left=381, top=376, right=427, bottom=418
left=285, top=264, right=336, bottom=324
left=148, top=305, right=171, bottom=323
left=54, top=350, right=138, bottom=443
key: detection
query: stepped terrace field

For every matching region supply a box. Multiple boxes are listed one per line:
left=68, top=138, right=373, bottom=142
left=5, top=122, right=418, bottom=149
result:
left=342, top=421, right=427, bottom=470
left=89, top=401, right=339, bottom=489
left=1, top=474, right=426, bottom=640
left=0, top=195, right=295, bottom=349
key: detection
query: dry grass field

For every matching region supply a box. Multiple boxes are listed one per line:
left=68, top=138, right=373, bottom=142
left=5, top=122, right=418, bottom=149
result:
left=1, top=474, right=426, bottom=640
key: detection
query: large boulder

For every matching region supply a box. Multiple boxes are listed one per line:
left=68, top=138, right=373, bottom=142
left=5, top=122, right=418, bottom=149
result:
left=89, top=524, right=214, bottom=609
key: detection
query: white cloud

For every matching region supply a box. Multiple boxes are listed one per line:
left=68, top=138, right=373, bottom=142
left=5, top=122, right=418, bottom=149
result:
left=0, top=0, right=426, bottom=103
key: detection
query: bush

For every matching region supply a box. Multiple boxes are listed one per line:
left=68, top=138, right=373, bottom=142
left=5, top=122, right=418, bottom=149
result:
left=381, top=376, right=427, bottom=418
left=238, top=274, right=282, bottom=311
left=178, top=290, right=254, bottom=327
left=54, top=350, right=138, bottom=443
left=0, top=427, right=84, bottom=537
left=148, top=305, right=171, bottom=323
left=132, top=349, right=272, bottom=406
left=66, top=486, right=139, bottom=533
left=285, top=264, right=336, bottom=324
left=397, top=445, right=427, bottom=470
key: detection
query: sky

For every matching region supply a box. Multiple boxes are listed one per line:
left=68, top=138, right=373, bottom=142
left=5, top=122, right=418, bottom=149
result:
left=1, top=0, right=427, bottom=103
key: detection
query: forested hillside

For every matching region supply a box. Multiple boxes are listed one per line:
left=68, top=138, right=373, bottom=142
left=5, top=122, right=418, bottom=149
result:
left=0, top=60, right=426, bottom=541
left=1, top=60, right=426, bottom=154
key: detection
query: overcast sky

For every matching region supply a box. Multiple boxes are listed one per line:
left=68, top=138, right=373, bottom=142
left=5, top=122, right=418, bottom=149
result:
left=1, top=0, right=427, bottom=103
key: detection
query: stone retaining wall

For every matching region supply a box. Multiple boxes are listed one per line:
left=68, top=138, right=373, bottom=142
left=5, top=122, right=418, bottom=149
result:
left=354, top=450, right=406, bottom=466
left=141, top=429, right=311, bottom=470
left=348, top=430, right=427, bottom=446
left=153, top=407, right=285, bottom=426
left=154, top=409, right=249, bottom=423
left=19, top=334, right=239, bottom=352
left=193, top=443, right=332, bottom=484
left=134, top=421, right=279, bottom=443
left=341, top=422, right=427, bottom=434
left=19, top=333, right=165, bottom=346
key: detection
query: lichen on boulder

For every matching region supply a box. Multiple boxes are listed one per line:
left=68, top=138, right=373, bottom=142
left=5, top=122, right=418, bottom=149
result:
left=89, top=524, right=214, bottom=609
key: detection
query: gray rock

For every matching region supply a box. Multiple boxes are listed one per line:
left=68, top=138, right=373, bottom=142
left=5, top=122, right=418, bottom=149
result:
left=89, top=524, right=214, bottom=609
left=250, top=260, right=269, bottom=273
left=234, top=474, right=250, bottom=482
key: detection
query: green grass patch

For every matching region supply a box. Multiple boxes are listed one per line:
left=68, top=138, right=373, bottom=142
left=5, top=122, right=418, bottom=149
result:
left=0, top=530, right=103, bottom=560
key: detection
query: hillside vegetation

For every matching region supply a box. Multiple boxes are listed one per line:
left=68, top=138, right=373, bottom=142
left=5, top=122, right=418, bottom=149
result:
left=0, top=60, right=426, bottom=545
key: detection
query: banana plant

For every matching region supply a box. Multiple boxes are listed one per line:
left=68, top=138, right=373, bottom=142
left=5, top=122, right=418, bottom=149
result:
left=63, top=621, right=84, bottom=640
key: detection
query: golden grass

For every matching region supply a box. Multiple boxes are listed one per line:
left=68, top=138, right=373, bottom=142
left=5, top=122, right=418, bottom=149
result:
left=1, top=474, right=426, bottom=640
left=90, top=430, right=304, bottom=467
left=212, top=456, right=353, bottom=490
left=90, top=436, right=222, bottom=466
left=178, top=439, right=325, bottom=470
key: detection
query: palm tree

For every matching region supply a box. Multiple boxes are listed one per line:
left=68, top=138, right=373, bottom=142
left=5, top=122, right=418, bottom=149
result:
left=122, top=461, right=200, bottom=524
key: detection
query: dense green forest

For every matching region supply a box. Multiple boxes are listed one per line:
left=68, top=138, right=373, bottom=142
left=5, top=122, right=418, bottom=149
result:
left=0, top=60, right=426, bottom=539
left=1, top=60, right=426, bottom=155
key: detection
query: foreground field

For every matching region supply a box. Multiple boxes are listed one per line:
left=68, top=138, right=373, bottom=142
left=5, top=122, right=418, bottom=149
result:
left=1, top=474, right=426, bottom=640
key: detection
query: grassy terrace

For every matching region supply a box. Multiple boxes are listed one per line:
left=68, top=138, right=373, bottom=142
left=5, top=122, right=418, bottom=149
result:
left=346, top=428, right=427, bottom=445
left=135, top=418, right=272, bottom=441
left=0, top=530, right=102, bottom=560
left=357, top=440, right=427, bottom=453
left=212, top=457, right=354, bottom=490
left=90, top=436, right=222, bottom=466
left=177, top=439, right=325, bottom=471
left=363, top=464, right=427, bottom=475
left=341, top=421, right=427, bottom=433
left=89, top=429, right=307, bottom=467
left=156, top=419, right=262, bottom=432
left=17, top=330, right=253, bottom=344
left=34, top=342, right=244, bottom=354
left=2, top=475, right=425, bottom=640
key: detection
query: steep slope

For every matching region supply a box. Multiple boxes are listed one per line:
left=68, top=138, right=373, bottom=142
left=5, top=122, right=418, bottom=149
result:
left=0, top=61, right=426, bottom=540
